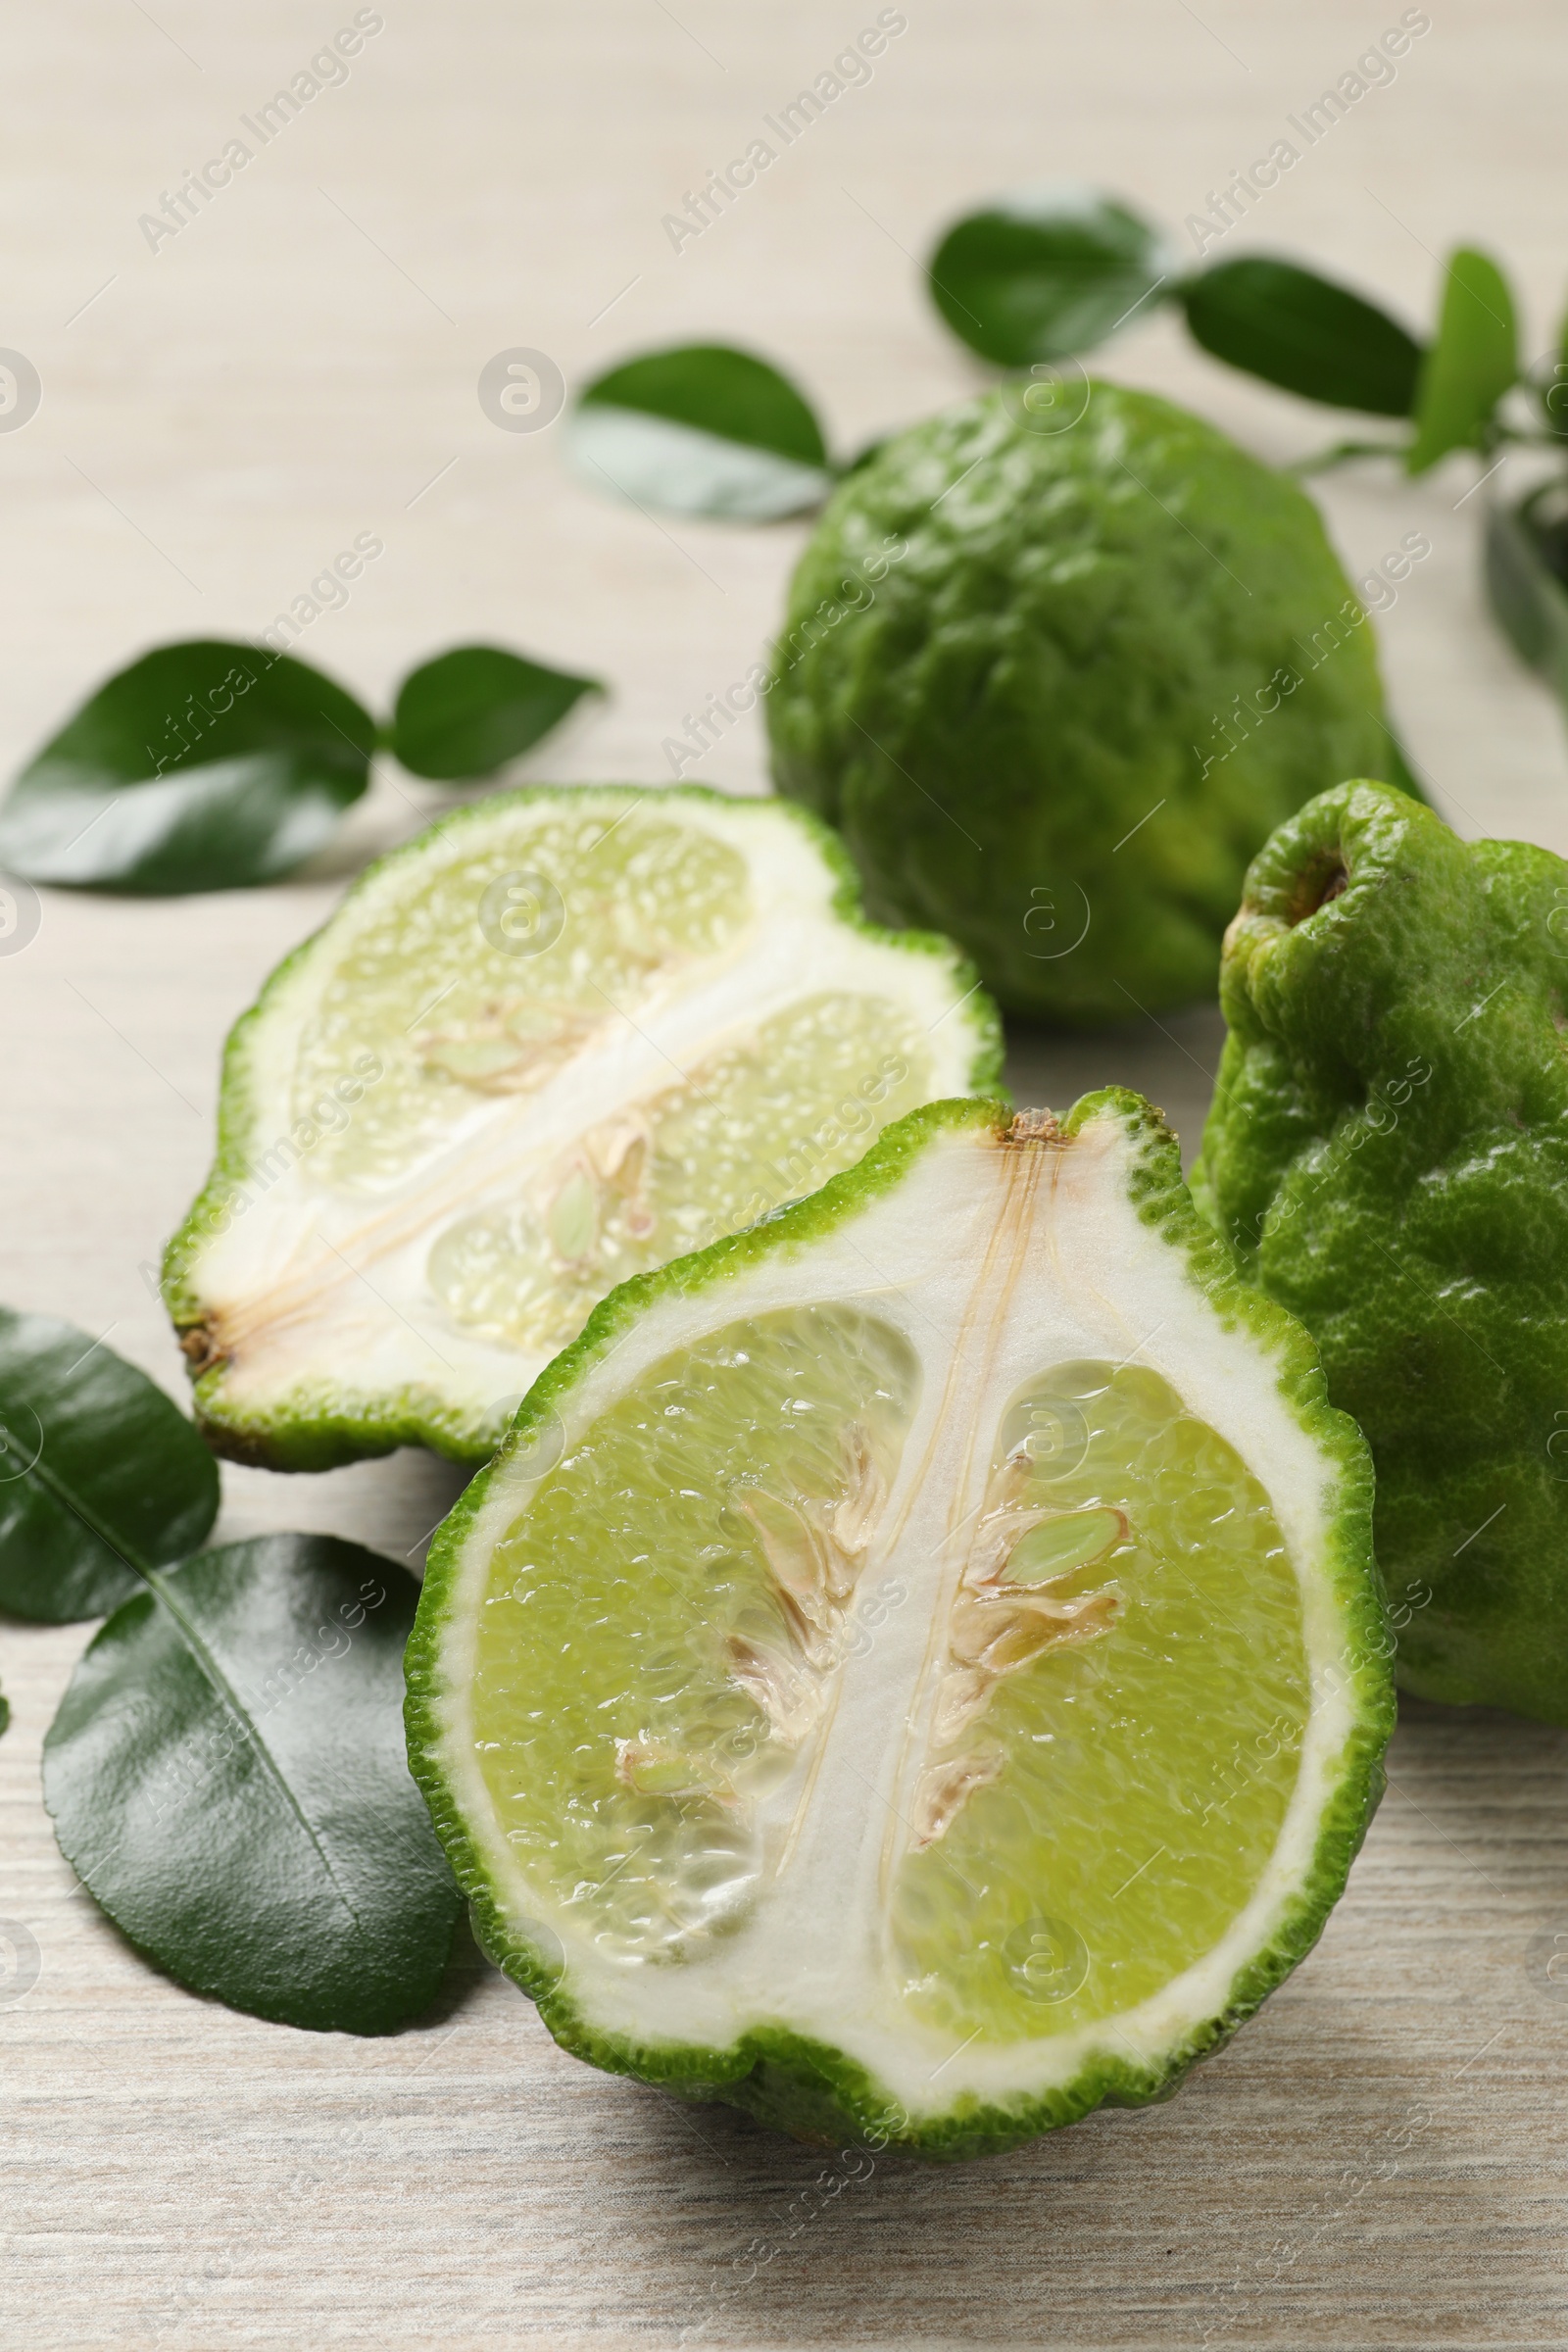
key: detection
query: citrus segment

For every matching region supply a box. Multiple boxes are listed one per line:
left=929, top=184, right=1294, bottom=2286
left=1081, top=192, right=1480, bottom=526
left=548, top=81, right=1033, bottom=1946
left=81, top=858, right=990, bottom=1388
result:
left=294, top=807, right=748, bottom=1190
left=472, top=1303, right=920, bottom=1960
left=891, top=1359, right=1307, bottom=2045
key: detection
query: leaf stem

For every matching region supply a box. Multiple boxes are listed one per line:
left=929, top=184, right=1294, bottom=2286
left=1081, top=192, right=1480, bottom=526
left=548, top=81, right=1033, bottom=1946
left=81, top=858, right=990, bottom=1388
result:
left=1289, top=437, right=1408, bottom=477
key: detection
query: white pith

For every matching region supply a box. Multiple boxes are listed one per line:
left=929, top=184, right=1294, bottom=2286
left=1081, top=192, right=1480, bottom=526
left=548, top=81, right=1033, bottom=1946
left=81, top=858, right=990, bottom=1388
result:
left=431, top=1108, right=1363, bottom=2119
left=176, top=790, right=988, bottom=1446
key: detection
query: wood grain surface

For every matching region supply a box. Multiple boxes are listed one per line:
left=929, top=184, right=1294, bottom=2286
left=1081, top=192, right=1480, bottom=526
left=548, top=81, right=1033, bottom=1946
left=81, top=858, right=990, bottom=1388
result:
left=4, top=4, right=1568, bottom=2344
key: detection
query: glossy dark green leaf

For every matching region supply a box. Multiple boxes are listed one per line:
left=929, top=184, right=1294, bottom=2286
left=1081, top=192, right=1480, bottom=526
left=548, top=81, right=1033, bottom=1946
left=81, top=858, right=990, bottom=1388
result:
left=927, top=188, right=1169, bottom=367
left=1407, top=248, right=1519, bottom=474
left=1180, top=259, right=1423, bottom=416
left=569, top=344, right=833, bottom=520
left=44, top=1536, right=460, bottom=2034
left=0, top=1307, right=218, bottom=1624
left=391, top=645, right=600, bottom=781
left=1485, top=488, right=1568, bottom=712
left=0, top=641, right=376, bottom=894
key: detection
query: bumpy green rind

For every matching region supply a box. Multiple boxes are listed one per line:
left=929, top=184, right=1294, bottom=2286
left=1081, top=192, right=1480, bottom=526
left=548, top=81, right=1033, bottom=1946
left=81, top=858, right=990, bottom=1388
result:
left=161, top=784, right=1004, bottom=1475
left=765, top=382, right=1404, bottom=1026
left=407, top=1091, right=1392, bottom=2160
left=1195, top=776, right=1568, bottom=1726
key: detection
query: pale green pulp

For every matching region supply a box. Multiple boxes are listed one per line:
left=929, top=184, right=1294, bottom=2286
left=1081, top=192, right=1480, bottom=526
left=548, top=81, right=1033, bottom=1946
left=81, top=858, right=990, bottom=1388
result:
left=471, top=1305, right=921, bottom=1958
left=427, top=992, right=930, bottom=1352
left=467, top=1321, right=1307, bottom=2040
left=292, top=808, right=749, bottom=1189
left=892, top=1360, right=1306, bottom=2042
left=282, top=804, right=933, bottom=1359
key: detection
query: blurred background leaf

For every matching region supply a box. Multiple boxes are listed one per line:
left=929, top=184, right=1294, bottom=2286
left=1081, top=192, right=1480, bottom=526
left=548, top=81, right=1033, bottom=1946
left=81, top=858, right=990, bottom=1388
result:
left=1406, top=247, right=1519, bottom=473
left=391, top=645, right=601, bottom=780
left=1540, top=299, right=1568, bottom=440
left=1180, top=258, right=1424, bottom=416
left=926, top=186, right=1169, bottom=367
left=567, top=343, right=834, bottom=519
left=1485, top=486, right=1568, bottom=723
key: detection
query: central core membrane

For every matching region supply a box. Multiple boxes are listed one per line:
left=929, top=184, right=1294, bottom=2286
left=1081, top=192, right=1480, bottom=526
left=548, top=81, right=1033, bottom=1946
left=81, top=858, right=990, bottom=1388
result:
left=470, top=1309, right=1307, bottom=2041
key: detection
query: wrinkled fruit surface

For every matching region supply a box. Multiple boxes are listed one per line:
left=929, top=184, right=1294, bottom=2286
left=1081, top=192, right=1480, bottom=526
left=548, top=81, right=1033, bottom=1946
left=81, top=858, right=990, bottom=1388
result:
left=408, top=1094, right=1391, bottom=2158
left=1196, top=777, right=1568, bottom=1726
left=164, top=786, right=1000, bottom=1470
left=766, top=383, right=1401, bottom=1025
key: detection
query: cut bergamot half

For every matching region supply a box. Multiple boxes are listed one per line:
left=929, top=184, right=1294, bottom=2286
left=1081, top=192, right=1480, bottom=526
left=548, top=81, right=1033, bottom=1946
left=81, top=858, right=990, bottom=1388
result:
left=164, top=785, right=1000, bottom=1469
left=407, top=1093, right=1392, bottom=2159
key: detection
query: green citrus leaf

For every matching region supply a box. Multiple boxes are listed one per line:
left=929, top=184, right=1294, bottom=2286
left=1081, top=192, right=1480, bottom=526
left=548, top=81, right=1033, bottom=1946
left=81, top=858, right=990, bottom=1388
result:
left=43, top=1535, right=461, bottom=2034
left=1180, top=258, right=1424, bottom=416
left=390, top=645, right=601, bottom=781
left=0, top=641, right=375, bottom=894
left=927, top=188, right=1169, bottom=367
left=1485, top=487, right=1568, bottom=709
left=1406, top=247, right=1519, bottom=474
left=0, top=1306, right=218, bottom=1624
left=568, top=344, right=833, bottom=520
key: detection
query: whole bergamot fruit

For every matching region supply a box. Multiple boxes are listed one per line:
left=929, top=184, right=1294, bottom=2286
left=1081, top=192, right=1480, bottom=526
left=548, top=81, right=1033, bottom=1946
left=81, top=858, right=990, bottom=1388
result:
left=1193, top=778, right=1568, bottom=1726
left=765, top=382, right=1406, bottom=1025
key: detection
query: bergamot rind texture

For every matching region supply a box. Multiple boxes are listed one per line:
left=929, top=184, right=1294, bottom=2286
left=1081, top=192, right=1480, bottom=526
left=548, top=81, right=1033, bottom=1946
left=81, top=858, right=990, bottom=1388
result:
left=1195, top=778, right=1568, bottom=1724
left=766, top=383, right=1400, bottom=1025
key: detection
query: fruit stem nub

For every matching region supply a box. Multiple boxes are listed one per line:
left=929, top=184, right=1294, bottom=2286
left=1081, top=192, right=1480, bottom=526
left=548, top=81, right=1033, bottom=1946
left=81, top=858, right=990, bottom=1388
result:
left=1287, top=852, right=1349, bottom=926
left=1006, top=1108, right=1064, bottom=1148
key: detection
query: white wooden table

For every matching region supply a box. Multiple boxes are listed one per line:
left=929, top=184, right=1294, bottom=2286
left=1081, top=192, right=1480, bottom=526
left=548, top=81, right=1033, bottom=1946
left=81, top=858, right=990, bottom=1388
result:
left=5, top=5, right=1568, bottom=2343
